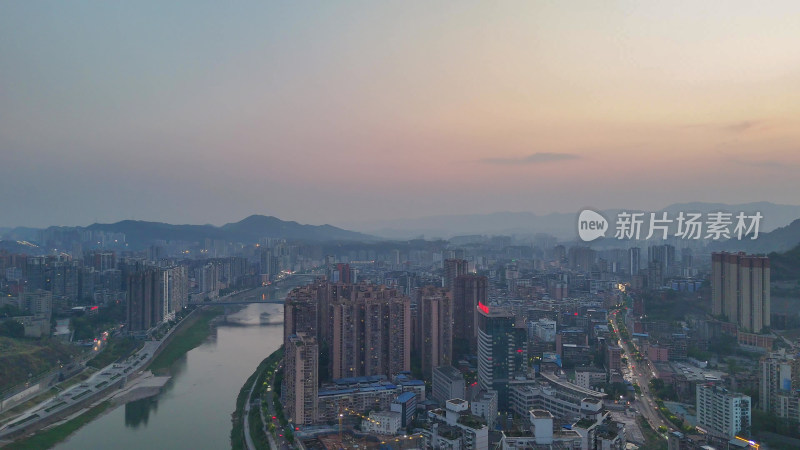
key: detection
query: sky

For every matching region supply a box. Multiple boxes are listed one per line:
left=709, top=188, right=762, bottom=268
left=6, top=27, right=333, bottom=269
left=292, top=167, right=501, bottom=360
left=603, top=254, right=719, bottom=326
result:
left=2, top=1, right=800, bottom=229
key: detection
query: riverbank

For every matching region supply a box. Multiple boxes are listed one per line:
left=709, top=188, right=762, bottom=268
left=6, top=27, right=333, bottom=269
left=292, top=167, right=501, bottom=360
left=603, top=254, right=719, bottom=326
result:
left=0, top=306, right=225, bottom=449
left=146, top=306, right=223, bottom=375
left=1, top=401, right=110, bottom=450
left=27, top=291, right=291, bottom=449
left=232, top=346, right=284, bottom=450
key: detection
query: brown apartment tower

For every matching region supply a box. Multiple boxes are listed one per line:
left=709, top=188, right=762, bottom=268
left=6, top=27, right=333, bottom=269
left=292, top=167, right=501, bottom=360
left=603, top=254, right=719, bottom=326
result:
left=712, top=252, right=770, bottom=333
left=414, top=286, right=454, bottom=380
left=284, top=333, right=319, bottom=426
left=443, top=258, right=468, bottom=291
left=328, top=284, right=411, bottom=379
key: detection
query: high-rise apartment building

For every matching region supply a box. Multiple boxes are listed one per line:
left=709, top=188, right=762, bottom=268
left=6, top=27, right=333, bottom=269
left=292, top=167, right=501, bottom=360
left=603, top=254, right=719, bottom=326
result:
left=628, top=247, right=641, bottom=276
left=160, top=265, right=188, bottom=322
left=453, top=274, right=487, bottom=357
left=284, top=285, right=319, bottom=344
left=606, top=345, right=622, bottom=376
left=18, top=289, right=53, bottom=319
left=711, top=252, right=770, bottom=333
left=443, top=259, right=468, bottom=291
left=88, top=251, right=116, bottom=272
left=696, top=384, right=751, bottom=439
left=50, top=261, right=80, bottom=301
left=568, top=246, right=595, bottom=272
left=648, top=244, right=676, bottom=277
left=477, top=305, right=527, bottom=411
left=415, top=286, right=453, bottom=380
left=126, top=268, right=162, bottom=333
left=759, top=351, right=800, bottom=422
left=329, top=284, right=411, bottom=379
left=333, top=263, right=352, bottom=284
left=284, top=333, right=319, bottom=426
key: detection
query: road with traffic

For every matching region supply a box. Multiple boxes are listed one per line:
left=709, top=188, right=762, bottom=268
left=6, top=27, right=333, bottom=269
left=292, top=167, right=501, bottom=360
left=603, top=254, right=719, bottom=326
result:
left=610, top=309, right=672, bottom=435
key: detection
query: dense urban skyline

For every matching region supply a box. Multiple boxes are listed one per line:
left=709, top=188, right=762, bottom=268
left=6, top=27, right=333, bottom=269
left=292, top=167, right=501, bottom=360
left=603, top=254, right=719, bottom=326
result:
left=3, top=2, right=800, bottom=228
left=4, top=3, right=800, bottom=449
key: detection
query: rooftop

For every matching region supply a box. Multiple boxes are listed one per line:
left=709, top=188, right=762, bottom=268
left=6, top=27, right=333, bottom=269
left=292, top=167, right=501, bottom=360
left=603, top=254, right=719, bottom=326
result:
left=332, top=375, right=387, bottom=385
left=574, top=418, right=596, bottom=429
left=456, top=414, right=486, bottom=430
left=434, top=365, right=464, bottom=380
left=394, top=391, right=416, bottom=403
left=318, top=382, right=399, bottom=397
left=531, top=409, right=553, bottom=419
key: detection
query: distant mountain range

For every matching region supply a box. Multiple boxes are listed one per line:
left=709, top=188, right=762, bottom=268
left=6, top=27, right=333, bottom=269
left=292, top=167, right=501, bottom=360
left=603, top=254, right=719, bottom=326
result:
left=347, top=202, right=800, bottom=241
left=769, top=243, right=800, bottom=281
left=4, top=202, right=800, bottom=254
left=710, top=218, right=800, bottom=254
left=0, top=215, right=375, bottom=249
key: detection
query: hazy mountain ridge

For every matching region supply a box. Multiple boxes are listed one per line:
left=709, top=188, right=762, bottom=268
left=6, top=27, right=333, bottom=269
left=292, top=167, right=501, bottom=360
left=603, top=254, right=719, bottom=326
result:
left=350, top=202, right=800, bottom=240
left=768, top=242, right=800, bottom=281
left=711, top=218, right=800, bottom=254
left=1, top=215, right=374, bottom=249
left=3, top=203, right=800, bottom=254
left=87, top=215, right=375, bottom=245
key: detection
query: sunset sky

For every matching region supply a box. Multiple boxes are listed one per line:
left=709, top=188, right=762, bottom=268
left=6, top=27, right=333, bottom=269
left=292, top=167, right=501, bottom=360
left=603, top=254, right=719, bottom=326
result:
left=2, top=1, right=799, bottom=228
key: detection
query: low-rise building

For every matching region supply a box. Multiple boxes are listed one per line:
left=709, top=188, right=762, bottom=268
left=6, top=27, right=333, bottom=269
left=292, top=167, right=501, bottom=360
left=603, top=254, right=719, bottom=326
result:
left=422, top=398, right=489, bottom=450
left=501, top=410, right=583, bottom=449
left=363, top=410, right=402, bottom=436
left=0, top=315, right=50, bottom=338
left=572, top=412, right=626, bottom=450
left=432, top=365, right=466, bottom=406
left=510, top=379, right=606, bottom=426
left=529, top=318, right=557, bottom=342
left=317, top=379, right=402, bottom=423
left=394, top=373, right=426, bottom=401
left=648, top=345, right=670, bottom=362
left=391, top=391, right=417, bottom=428
left=737, top=332, right=774, bottom=352
left=575, top=368, right=607, bottom=390
left=471, top=390, right=498, bottom=429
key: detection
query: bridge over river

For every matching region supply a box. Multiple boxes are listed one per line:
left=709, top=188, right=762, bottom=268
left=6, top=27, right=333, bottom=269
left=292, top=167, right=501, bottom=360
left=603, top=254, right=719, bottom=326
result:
left=187, top=272, right=319, bottom=306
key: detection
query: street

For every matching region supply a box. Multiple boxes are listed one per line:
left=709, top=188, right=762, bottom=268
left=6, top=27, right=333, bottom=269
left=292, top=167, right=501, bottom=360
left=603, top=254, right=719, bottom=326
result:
left=610, top=309, right=672, bottom=435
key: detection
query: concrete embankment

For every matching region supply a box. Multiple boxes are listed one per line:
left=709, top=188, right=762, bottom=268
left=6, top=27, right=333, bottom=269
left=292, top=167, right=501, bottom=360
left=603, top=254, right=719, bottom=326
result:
left=109, top=371, right=170, bottom=405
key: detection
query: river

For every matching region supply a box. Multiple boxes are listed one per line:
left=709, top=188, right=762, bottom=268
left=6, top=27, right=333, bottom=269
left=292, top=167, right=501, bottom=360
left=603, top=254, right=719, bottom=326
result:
left=56, top=285, right=291, bottom=450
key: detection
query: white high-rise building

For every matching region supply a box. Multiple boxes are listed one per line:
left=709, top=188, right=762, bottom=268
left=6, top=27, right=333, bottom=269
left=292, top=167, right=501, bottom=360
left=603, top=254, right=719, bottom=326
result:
left=759, top=350, right=800, bottom=423
left=696, top=384, right=751, bottom=439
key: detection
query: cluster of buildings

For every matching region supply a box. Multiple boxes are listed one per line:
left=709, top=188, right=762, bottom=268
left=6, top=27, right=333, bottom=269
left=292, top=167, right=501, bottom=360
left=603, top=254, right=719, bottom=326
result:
left=6, top=224, right=794, bottom=448
left=278, top=245, right=785, bottom=449
left=282, top=255, right=633, bottom=449
left=624, top=251, right=781, bottom=449
left=0, top=236, right=308, bottom=338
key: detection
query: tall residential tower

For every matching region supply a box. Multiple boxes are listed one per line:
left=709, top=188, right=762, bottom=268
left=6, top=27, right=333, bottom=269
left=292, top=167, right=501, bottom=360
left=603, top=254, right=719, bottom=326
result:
left=711, top=252, right=770, bottom=333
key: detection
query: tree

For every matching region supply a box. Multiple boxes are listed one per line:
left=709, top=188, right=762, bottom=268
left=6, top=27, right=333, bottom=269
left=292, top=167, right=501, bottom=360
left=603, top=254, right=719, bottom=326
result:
left=0, top=304, right=23, bottom=317
left=0, top=319, right=25, bottom=338
left=726, top=358, right=739, bottom=375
